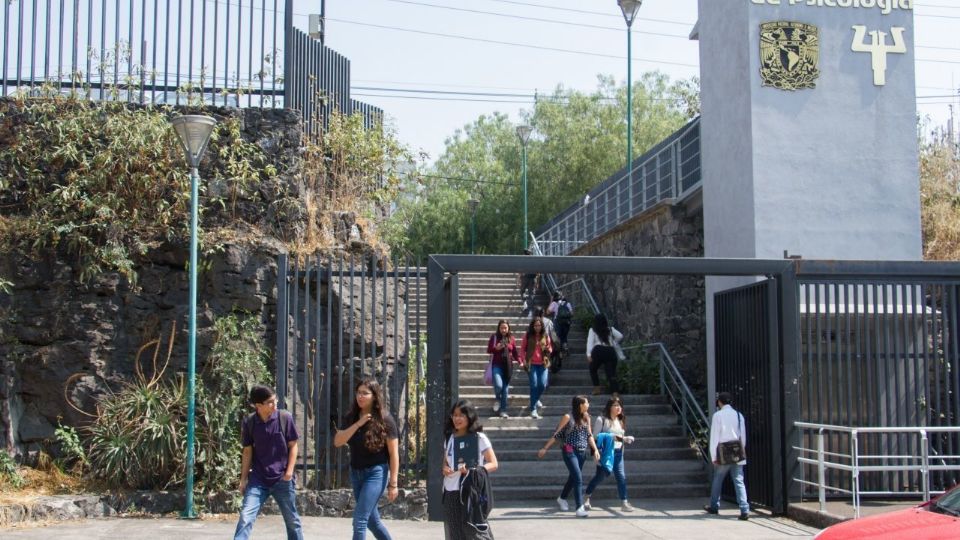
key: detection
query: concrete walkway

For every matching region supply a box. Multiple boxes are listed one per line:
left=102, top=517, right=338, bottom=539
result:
left=4, top=499, right=820, bottom=539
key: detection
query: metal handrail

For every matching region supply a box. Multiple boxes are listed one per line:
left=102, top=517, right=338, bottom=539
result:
left=622, top=342, right=710, bottom=466
left=533, top=117, right=701, bottom=256
left=528, top=233, right=600, bottom=315
left=793, top=422, right=960, bottom=518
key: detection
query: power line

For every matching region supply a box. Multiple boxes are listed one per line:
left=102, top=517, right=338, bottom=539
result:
left=352, top=85, right=684, bottom=102
left=326, top=17, right=699, bottom=68
left=378, top=0, right=691, bottom=39
left=476, top=0, right=692, bottom=25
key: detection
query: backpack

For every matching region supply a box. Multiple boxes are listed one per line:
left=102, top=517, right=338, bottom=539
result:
left=243, top=410, right=292, bottom=447
left=555, top=301, right=573, bottom=323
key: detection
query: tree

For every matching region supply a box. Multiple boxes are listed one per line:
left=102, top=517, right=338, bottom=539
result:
left=920, top=128, right=960, bottom=261
left=383, top=73, right=700, bottom=259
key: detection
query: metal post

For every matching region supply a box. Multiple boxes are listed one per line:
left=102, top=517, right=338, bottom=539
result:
left=817, top=429, right=825, bottom=513
left=470, top=214, right=476, bottom=254
left=626, top=25, right=633, bottom=208
left=852, top=430, right=861, bottom=518
left=182, top=166, right=200, bottom=519
left=522, top=144, right=528, bottom=250
left=426, top=257, right=447, bottom=521
left=921, top=429, right=930, bottom=502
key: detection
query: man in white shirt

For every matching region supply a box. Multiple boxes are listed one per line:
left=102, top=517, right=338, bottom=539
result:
left=703, top=392, right=750, bottom=520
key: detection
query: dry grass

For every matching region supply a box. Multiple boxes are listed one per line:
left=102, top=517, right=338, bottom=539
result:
left=921, top=141, right=960, bottom=261
left=0, top=463, right=85, bottom=505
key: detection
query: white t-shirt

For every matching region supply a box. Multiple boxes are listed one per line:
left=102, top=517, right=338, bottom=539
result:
left=443, top=432, right=492, bottom=492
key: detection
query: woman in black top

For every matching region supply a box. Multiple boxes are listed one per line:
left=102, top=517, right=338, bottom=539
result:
left=334, top=378, right=399, bottom=540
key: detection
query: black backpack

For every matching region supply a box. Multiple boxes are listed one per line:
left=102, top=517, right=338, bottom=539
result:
left=242, top=410, right=292, bottom=447
left=555, top=300, right=573, bottom=323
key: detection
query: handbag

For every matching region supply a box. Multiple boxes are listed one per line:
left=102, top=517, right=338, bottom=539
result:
left=717, top=412, right=746, bottom=464
left=483, top=361, right=493, bottom=386
left=718, top=440, right=745, bottom=465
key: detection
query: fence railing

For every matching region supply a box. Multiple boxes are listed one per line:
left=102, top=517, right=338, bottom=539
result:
left=2, top=0, right=382, bottom=133
left=275, top=254, right=427, bottom=489
left=636, top=342, right=710, bottom=466
left=533, top=116, right=701, bottom=256
left=794, top=422, right=960, bottom=518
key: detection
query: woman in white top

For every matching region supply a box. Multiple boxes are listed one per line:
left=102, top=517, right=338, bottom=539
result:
left=441, top=399, right=498, bottom=540
left=584, top=396, right=636, bottom=512
left=585, top=314, right=624, bottom=395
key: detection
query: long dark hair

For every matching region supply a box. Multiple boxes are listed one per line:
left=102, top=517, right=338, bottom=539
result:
left=444, top=399, right=483, bottom=439
left=570, top=395, right=589, bottom=426
left=526, top=317, right=548, bottom=357
left=345, top=378, right=388, bottom=452
left=603, top=395, right=626, bottom=430
left=494, top=320, right=512, bottom=342
left=592, top=313, right=611, bottom=344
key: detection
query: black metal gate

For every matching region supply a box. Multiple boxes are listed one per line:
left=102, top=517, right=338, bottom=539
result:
left=274, top=253, right=427, bottom=489
left=714, top=279, right=784, bottom=512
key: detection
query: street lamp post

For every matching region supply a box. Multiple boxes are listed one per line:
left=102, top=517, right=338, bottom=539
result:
left=618, top=0, right=642, bottom=213
left=170, top=114, right=217, bottom=519
left=516, top=124, right=532, bottom=249
left=467, top=197, right=479, bottom=254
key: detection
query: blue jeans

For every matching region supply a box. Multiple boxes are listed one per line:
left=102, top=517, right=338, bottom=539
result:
left=234, top=478, right=304, bottom=540
left=350, top=462, right=392, bottom=540
left=708, top=463, right=750, bottom=514
left=528, top=365, right=548, bottom=410
left=586, top=448, right=627, bottom=501
left=492, top=366, right=508, bottom=411
left=560, top=448, right=587, bottom=508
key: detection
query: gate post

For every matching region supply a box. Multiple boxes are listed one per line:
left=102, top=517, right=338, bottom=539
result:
left=426, top=257, right=448, bottom=521
left=276, top=253, right=289, bottom=408
left=779, top=262, right=802, bottom=512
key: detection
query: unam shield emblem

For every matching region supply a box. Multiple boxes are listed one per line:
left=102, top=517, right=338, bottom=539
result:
left=759, top=21, right=820, bottom=91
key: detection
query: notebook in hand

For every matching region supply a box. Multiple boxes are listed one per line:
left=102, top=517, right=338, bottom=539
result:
left=453, top=433, right=479, bottom=470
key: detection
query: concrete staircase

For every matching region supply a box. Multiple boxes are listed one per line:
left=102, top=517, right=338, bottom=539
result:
left=456, top=272, right=707, bottom=501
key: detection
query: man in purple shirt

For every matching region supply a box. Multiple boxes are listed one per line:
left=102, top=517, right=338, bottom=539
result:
left=233, top=385, right=304, bottom=540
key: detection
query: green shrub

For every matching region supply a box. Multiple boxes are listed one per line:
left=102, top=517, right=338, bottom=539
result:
left=0, top=450, right=24, bottom=488
left=574, top=305, right=595, bottom=331
left=84, top=313, right=271, bottom=493
left=616, top=343, right=661, bottom=395
left=54, top=422, right=87, bottom=473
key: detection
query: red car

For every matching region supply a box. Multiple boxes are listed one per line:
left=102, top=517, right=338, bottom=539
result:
left=814, top=485, right=960, bottom=539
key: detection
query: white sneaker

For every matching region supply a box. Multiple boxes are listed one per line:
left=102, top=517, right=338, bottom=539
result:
left=621, top=501, right=634, bottom=512
left=493, top=402, right=500, bottom=414
left=583, top=497, right=591, bottom=510
left=530, top=410, right=541, bottom=419
left=576, top=505, right=588, bottom=517
left=536, top=400, right=544, bottom=409
left=499, top=411, right=509, bottom=418
left=556, top=497, right=569, bottom=511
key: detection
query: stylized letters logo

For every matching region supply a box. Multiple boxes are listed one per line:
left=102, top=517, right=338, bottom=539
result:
left=759, top=21, right=820, bottom=90
left=851, top=25, right=907, bottom=86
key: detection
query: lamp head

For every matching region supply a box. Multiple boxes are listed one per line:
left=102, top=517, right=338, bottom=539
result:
left=516, top=124, right=533, bottom=145
left=618, top=0, right=642, bottom=27
left=467, top=198, right=480, bottom=214
left=171, top=115, right=217, bottom=169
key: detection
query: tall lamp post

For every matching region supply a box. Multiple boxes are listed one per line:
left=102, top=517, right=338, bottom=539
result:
left=618, top=0, right=642, bottom=208
left=516, top=124, right=533, bottom=249
left=467, top=197, right=479, bottom=254
left=170, top=114, right=217, bottom=519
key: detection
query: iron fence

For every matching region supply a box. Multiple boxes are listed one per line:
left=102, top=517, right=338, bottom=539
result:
left=714, top=279, right=783, bottom=511
left=1, top=0, right=382, bottom=132
left=274, top=253, right=427, bottom=489
left=533, top=116, right=701, bottom=256
left=797, top=279, right=960, bottom=497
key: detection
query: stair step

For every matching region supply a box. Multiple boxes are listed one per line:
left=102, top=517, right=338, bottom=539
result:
left=480, top=436, right=692, bottom=450
left=493, top=447, right=700, bottom=461
left=490, top=483, right=706, bottom=500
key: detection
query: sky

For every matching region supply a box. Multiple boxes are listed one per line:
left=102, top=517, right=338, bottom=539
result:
left=292, top=0, right=960, bottom=163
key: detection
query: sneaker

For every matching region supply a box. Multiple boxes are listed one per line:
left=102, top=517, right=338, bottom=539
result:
left=703, top=505, right=718, bottom=515
left=583, top=497, right=591, bottom=510
left=536, top=400, right=544, bottom=409
left=738, top=513, right=749, bottom=521
left=575, top=505, right=588, bottom=517
left=530, top=409, right=541, bottom=419
left=556, top=497, right=569, bottom=511
left=493, top=402, right=500, bottom=414
left=499, top=411, right=509, bottom=418
left=621, top=501, right=634, bottom=512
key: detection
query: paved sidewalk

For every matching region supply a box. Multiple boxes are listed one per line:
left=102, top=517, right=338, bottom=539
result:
left=4, top=499, right=820, bottom=539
